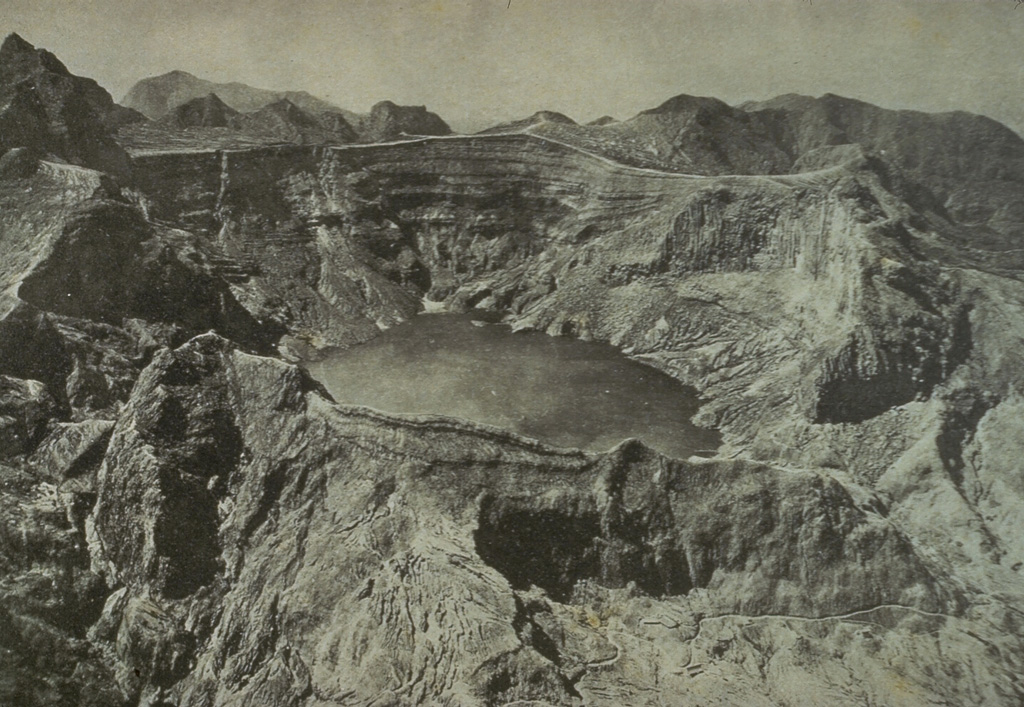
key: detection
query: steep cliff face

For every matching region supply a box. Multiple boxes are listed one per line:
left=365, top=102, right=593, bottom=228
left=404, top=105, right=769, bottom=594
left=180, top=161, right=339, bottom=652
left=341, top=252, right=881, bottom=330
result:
left=0, top=151, right=280, bottom=424
left=127, top=135, right=972, bottom=447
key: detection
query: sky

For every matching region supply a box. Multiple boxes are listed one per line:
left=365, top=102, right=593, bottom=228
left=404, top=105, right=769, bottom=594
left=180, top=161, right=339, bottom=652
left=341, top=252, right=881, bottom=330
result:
left=2, top=0, right=1024, bottom=133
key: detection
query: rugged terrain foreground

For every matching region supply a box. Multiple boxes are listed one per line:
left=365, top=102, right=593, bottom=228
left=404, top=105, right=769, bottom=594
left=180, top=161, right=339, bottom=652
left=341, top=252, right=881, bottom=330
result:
left=2, top=33, right=1024, bottom=706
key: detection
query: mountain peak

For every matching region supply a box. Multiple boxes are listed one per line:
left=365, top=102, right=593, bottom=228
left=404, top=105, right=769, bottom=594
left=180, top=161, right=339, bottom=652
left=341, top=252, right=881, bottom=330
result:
left=362, top=101, right=452, bottom=141
left=0, top=32, right=71, bottom=78
left=201, top=92, right=229, bottom=107
left=1, top=32, right=34, bottom=56
left=263, top=97, right=300, bottom=112
left=162, top=69, right=199, bottom=81
left=643, top=93, right=732, bottom=117
left=0, top=34, right=129, bottom=174
left=159, top=91, right=241, bottom=128
left=530, top=110, right=576, bottom=125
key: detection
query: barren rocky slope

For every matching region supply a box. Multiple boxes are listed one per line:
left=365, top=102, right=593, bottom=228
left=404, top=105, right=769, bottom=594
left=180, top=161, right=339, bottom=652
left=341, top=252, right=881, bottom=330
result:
left=3, top=34, right=1024, bottom=706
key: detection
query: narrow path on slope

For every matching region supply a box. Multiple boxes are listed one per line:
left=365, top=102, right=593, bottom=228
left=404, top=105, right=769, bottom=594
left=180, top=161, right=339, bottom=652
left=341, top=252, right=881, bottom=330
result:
left=321, top=130, right=712, bottom=179
left=674, top=603, right=955, bottom=673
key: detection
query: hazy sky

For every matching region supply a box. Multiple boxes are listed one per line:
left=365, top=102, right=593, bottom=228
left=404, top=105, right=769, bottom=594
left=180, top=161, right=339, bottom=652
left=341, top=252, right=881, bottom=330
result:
left=3, top=0, right=1024, bottom=133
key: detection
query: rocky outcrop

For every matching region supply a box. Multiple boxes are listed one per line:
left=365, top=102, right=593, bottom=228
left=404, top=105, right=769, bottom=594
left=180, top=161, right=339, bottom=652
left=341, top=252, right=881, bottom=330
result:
left=0, top=457, right=126, bottom=707
left=357, top=100, right=453, bottom=142
left=0, top=376, right=62, bottom=458
left=0, top=33, right=140, bottom=176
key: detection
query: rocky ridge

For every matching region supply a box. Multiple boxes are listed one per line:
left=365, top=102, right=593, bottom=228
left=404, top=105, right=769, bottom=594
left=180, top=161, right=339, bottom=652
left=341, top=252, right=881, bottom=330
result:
left=0, top=33, right=142, bottom=177
left=2, top=34, right=1024, bottom=706
left=490, top=93, right=1024, bottom=251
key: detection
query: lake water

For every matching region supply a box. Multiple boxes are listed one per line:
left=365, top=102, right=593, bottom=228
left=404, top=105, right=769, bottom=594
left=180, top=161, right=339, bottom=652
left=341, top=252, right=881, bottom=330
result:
left=304, top=314, right=719, bottom=459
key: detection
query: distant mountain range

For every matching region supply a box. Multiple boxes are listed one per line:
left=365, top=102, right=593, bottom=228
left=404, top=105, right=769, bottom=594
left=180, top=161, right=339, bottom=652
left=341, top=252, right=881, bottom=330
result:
left=120, top=70, right=452, bottom=147
left=122, top=69, right=346, bottom=119
left=5, top=28, right=1023, bottom=246
left=125, top=92, right=359, bottom=148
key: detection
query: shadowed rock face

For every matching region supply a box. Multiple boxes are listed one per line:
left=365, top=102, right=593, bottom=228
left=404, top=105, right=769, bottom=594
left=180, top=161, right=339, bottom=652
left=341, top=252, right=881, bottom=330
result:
left=4, top=36, right=1024, bottom=706
left=473, top=443, right=939, bottom=608
left=0, top=376, right=61, bottom=457
left=16, top=199, right=279, bottom=350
